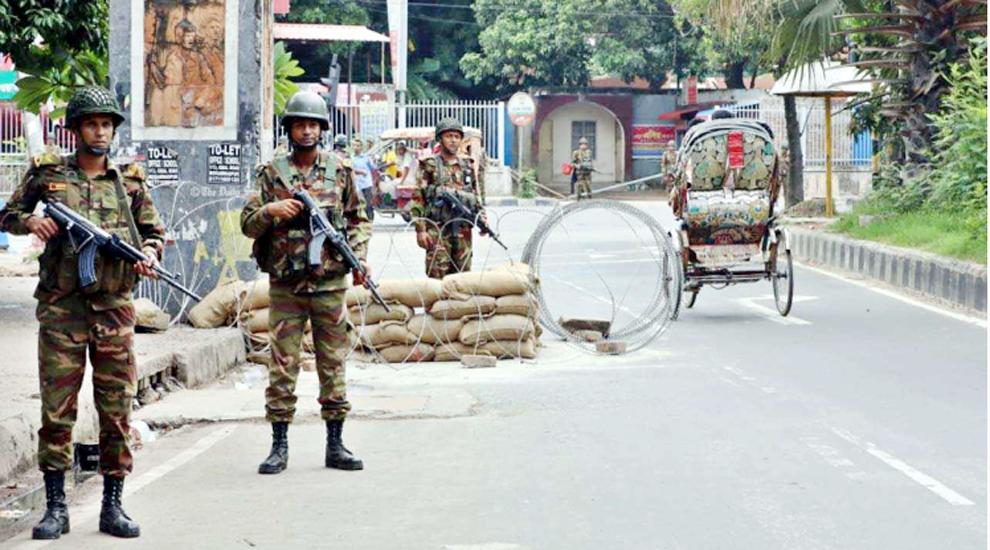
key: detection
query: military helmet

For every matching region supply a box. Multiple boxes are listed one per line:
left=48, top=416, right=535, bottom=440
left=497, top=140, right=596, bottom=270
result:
left=333, top=134, right=348, bottom=147
left=578, top=137, right=589, bottom=145
left=435, top=117, right=464, bottom=140
left=65, top=85, right=125, bottom=129
left=281, top=91, right=330, bottom=130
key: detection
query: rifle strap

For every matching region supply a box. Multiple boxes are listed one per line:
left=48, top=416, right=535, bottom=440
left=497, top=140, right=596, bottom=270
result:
left=113, top=171, right=143, bottom=250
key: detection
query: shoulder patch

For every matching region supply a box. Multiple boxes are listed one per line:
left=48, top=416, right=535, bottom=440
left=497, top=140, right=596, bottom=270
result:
left=121, top=163, right=147, bottom=182
left=32, top=151, right=62, bottom=168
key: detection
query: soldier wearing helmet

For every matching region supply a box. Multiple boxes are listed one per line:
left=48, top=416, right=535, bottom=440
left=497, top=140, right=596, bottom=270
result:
left=241, top=91, right=369, bottom=476
left=409, top=117, right=488, bottom=279
left=0, top=85, right=166, bottom=540
left=570, top=136, right=595, bottom=200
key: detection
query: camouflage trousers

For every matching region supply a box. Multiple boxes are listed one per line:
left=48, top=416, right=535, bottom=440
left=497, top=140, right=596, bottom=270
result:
left=576, top=173, right=593, bottom=200
left=267, top=284, right=351, bottom=423
left=425, top=223, right=473, bottom=280
left=36, top=295, right=137, bottom=477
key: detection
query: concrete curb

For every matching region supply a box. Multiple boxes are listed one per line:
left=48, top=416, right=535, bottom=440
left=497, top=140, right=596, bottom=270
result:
left=0, top=326, right=246, bottom=485
left=788, top=227, right=988, bottom=313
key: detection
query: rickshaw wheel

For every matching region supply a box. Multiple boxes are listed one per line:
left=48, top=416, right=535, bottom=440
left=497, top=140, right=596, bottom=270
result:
left=770, top=231, right=794, bottom=316
left=663, top=253, right=684, bottom=320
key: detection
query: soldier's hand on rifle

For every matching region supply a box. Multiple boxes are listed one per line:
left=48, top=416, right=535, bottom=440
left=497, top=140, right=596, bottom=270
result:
left=478, top=213, right=491, bottom=236
left=416, top=230, right=434, bottom=250
left=352, top=260, right=371, bottom=287
left=134, top=249, right=160, bottom=279
left=26, top=215, right=59, bottom=242
left=266, top=199, right=305, bottom=220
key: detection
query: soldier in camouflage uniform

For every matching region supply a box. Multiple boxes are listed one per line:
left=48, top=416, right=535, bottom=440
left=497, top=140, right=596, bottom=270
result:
left=571, top=137, right=594, bottom=200
left=241, top=91, right=370, bottom=474
left=409, top=118, right=486, bottom=279
left=0, top=86, right=165, bottom=540
left=660, top=141, right=678, bottom=190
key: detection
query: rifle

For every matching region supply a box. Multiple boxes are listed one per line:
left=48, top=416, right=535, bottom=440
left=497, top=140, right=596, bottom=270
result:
left=44, top=201, right=203, bottom=303
left=434, top=191, right=507, bottom=251
left=292, top=189, right=389, bottom=312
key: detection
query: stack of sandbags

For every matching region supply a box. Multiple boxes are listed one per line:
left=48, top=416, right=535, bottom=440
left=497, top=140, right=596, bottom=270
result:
left=188, top=277, right=270, bottom=329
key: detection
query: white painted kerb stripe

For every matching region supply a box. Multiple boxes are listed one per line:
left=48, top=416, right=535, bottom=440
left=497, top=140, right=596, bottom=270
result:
left=7, top=426, right=237, bottom=550
left=827, top=425, right=974, bottom=506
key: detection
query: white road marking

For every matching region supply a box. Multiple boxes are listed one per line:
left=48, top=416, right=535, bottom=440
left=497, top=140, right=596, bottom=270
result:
left=796, top=262, right=987, bottom=328
left=544, top=274, right=641, bottom=318
left=733, top=297, right=813, bottom=326
left=8, top=425, right=237, bottom=550
left=826, top=425, right=974, bottom=506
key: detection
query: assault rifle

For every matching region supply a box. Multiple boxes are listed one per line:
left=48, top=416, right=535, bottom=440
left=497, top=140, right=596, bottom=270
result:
left=44, top=201, right=203, bottom=302
left=292, top=189, right=389, bottom=311
left=435, top=191, right=507, bottom=250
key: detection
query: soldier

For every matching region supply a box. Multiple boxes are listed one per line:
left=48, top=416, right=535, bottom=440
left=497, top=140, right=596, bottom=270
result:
left=571, top=137, right=594, bottom=200
left=241, top=91, right=369, bottom=475
left=0, top=86, right=166, bottom=540
left=332, top=134, right=349, bottom=155
left=660, top=141, right=678, bottom=190
left=409, top=118, right=487, bottom=279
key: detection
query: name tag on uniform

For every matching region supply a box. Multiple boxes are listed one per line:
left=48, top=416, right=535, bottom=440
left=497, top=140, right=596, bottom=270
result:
left=48, top=182, right=67, bottom=192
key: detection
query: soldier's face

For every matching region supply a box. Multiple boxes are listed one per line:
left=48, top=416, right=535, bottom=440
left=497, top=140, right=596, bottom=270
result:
left=579, top=142, right=588, bottom=151
left=440, top=131, right=462, bottom=155
left=77, top=114, right=114, bottom=153
left=290, top=119, right=321, bottom=149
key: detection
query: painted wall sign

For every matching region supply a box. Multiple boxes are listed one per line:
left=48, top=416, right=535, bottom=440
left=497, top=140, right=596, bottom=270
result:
left=632, top=125, right=676, bottom=158
left=207, top=143, right=241, bottom=184
left=145, top=146, right=180, bottom=186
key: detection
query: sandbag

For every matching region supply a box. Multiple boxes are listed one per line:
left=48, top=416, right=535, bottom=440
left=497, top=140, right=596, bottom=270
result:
left=356, top=321, right=420, bottom=349
left=345, top=285, right=372, bottom=308
left=407, top=314, right=465, bottom=345
left=246, top=331, right=269, bottom=351
left=134, top=298, right=170, bottom=332
left=240, top=308, right=270, bottom=333
left=378, top=343, right=435, bottom=363
left=380, top=279, right=445, bottom=309
left=442, top=270, right=533, bottom=301
left=434, top=338, right=537, bottom=362
left=188, top=280, right=247, bottom=328
left=494, top=294, right=538, bottom=319
left=240, top=278, right=270, bottom=311
left=348, top=303, right=414, bottom=326
left=429, top=296, right=497, bottom=321
left=485, top=262, right=537, bottom=283
left=459, top=314, right=535, bottom=346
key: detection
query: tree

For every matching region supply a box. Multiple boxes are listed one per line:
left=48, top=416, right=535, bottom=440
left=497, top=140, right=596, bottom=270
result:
left=462, top=0, right=684, bottom=92
left=274, top=42, right=305, bottom=115
left=0, top=0, right=111, bottom=113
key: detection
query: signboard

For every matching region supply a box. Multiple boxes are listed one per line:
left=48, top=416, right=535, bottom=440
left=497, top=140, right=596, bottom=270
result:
left=207, top=143, right=241, bottom=184
left=728, top=131, right=745, bottom=169
left=145, top=147, right=180, bottom=186
left=686, top=76, right=698, bottom=105
left=632, top=125, right=676, bottom=158
left=0, top=70, right=15, bottom=101
left=507, top=92, right=537, bottom=127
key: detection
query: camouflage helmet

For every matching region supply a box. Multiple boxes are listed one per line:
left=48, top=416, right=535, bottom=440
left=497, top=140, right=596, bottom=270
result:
left=435, top=117, right=463, bottom=140
left=578, top=137, right=589, bottom=145
left=65, top=85, right=125, bottom=129
left=333, top=134, right=348, bottom=147
left=281, top=91, right=330, bottom=130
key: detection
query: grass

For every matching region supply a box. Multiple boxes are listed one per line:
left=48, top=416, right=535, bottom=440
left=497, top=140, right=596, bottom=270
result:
left=831, top=207, right=987, bottom=265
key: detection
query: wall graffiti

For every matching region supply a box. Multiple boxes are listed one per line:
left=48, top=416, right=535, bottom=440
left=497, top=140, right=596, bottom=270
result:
left=143, top=0, right=225, bottom=128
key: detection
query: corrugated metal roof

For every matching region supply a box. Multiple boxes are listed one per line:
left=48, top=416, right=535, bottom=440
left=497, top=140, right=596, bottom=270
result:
left=274, top=23, right=390, bottom=43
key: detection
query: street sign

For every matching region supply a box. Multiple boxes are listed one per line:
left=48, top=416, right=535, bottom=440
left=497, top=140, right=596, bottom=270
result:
left=507, top=92, right=536, bottom=127
left=0, top=70, right=16, bottom=101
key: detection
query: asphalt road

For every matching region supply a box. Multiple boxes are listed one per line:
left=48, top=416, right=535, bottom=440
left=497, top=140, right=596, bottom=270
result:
left=1, top=201, right=986, bottom=549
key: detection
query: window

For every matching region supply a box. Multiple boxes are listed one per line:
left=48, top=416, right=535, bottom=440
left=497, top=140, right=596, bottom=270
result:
left=571, top=121, right=596, bottom=153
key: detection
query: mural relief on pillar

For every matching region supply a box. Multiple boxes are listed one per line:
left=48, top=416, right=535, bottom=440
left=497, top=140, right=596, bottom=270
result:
left=144, top=0, right=225, bottom=128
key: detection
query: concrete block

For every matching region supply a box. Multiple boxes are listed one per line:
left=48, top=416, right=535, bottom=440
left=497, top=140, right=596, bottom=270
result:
left=596, top=341, right=627, bottom=355
left=461, top=355, right=497, bottom=369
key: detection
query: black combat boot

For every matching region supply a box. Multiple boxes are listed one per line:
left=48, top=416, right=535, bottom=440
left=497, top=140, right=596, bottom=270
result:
left=325, top=420, right=363, bottom=470
left=98, top=476, right=140, bottom=538
left=258, top=422, right=289, bottom=474
left=32, top=470, right=69, bottom=539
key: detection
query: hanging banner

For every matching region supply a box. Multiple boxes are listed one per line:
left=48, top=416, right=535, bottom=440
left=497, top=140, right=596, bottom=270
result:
left=632, top=125, right=676, bottom=158
left=387, top=0, right=408, bottom=92
left=686, top=76, right=698, bottom=105
left=728, top=131, right=745, bottom=168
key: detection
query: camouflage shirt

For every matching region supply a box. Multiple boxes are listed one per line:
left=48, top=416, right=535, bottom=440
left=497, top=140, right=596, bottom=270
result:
left=241, top=149, right=370, bottom=294
left=410, top=154, right=481, bottom=233
left=572, top=149, right=594, bottom=172
left=0, top=152, right=166, bottom=310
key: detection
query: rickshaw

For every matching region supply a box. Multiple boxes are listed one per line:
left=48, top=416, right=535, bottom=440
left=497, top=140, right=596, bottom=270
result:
left=369, top=126, right=486, bottom=220
left=668, top=118, right=794, bottom=316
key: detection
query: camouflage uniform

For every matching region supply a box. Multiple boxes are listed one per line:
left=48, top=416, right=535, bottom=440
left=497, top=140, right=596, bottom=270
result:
left=572, top=149, right=594, bottom=200
left=0, top=153, right=166, bottom=477
left=409, top=154, right=481, bottom=279
left=660, top=146, right=678, bottom=190
left=241, top=149, right=370, bottom=423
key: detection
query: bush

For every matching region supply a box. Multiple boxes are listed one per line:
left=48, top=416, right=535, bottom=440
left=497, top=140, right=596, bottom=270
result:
left=515, top=169, right=537, bottom=198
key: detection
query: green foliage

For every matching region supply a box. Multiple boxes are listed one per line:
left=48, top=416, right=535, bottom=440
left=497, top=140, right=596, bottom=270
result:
left=0, top=0, right=109, bottom=75
left=515, top=168, right=537, bottom=198
left=274, top=42, right=305, bottom=116
left=13, top=50, right=108, bottom=116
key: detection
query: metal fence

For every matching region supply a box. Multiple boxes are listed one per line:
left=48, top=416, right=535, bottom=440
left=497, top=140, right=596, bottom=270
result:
left=0, top=106, right=77, bottom=196
left=274, top=100, right=506, bottom=163
left=721, top=99, right=872, bottom=172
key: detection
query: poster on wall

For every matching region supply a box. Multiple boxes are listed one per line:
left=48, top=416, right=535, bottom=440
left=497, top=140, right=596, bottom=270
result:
left=207, top=143, right=241, bottom=184
left=632, top=125, right=676, bottom=158
left=131, top=0, right=239, bottom=140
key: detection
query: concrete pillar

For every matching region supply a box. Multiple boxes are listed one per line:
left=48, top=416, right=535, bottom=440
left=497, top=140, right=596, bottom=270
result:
left=110, top=0, right=271, bottom=317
